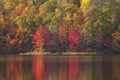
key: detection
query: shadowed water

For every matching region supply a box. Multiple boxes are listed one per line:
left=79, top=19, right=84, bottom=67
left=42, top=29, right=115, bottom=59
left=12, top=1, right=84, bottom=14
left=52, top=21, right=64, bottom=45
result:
left=0, top=55, right=120, bottom=80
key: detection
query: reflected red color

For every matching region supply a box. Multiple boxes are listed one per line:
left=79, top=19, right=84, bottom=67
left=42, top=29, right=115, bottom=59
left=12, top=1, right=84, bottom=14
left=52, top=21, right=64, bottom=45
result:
left=6, top=56, right=23, bottom=80
left=32, top=56, right=44, bottom=80
left=69, top=56, right=79, bottom=80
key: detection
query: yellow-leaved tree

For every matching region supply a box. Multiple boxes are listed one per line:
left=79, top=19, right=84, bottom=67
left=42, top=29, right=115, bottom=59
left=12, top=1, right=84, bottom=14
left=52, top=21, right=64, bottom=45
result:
left=80, top=0, right=90, bottom=15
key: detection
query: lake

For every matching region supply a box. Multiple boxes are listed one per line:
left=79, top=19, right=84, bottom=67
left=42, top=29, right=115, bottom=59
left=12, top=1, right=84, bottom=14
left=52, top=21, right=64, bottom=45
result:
left=0, top=55, right=120, bottom=80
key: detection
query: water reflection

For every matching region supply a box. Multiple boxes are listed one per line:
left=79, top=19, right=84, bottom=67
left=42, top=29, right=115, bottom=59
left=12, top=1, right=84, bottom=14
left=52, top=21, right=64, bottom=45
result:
left=0, top=55, right=120, bottom=80
left=59, top=56, right=69, bottom=80
left=69, top=56, right=79, bottom=80
left=112, top=56, right=120, bottom=80
left=32, top=56, right=44, bottom=80
left=2, top=56, right=23, bottom=80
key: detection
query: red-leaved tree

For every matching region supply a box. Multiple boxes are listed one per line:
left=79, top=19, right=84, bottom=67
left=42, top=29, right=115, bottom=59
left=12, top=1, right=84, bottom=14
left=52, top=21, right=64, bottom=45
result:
left=68, top=28, right=80, bottom=51
left=32, top=24, right=52, bottom=51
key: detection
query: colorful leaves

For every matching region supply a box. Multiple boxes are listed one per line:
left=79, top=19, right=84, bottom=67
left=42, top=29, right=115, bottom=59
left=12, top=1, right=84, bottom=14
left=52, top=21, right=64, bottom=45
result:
left=32, top=24, right=52, bottom=50
left=58, top=25, right=67, bottom=43
left=3, top=0, right=17, bottom=11
left=0, top=0, right=120, bottom=53
left=17, top=8, right=25, bottom=15
left=32, top=25, right=44, bottom=48
left=68, top=28, right=80, bottom=51
left=9, top=25, right=24, bottom=52
left=112, top=28, right=120, bottom=50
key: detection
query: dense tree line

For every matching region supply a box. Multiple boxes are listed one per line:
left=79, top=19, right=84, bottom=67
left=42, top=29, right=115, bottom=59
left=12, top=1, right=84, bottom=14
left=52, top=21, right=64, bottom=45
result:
left=0, top=0, right=120, bottom=54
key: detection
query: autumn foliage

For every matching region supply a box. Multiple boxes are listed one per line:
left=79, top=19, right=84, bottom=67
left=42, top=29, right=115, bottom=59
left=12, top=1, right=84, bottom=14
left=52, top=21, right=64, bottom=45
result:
left=9, top=25, right=24, bottom=52
left=32, top=24, right=53, bottom=51
left=58, top=24, right=68, bottom=51
left=68, top=28, right=80, bottom=51
left=0, top=0, right=120, bottom=54
left=32, top=25, right=45, bottom=48
left=17, top=8, right=25, bottom=15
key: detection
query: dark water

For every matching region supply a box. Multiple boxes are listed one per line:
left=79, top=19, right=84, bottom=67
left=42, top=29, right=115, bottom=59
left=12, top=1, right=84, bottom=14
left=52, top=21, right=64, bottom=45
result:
left=0, top=55, right=120, bottom=80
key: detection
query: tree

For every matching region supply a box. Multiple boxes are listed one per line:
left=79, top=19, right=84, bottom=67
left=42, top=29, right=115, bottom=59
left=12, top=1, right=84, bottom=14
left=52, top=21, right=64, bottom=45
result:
left=112, top=26, right=120, bottom=51
left=81, top=0, right=117, bottom=51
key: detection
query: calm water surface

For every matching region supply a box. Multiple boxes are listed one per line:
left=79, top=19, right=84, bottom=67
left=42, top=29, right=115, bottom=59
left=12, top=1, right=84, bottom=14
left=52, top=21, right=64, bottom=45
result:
left=0, top=55, right=120, bottom=80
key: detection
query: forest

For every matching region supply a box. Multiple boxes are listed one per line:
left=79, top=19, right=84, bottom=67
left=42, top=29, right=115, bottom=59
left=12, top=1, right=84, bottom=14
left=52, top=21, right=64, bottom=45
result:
left=0, top=0, right=120, bottom=54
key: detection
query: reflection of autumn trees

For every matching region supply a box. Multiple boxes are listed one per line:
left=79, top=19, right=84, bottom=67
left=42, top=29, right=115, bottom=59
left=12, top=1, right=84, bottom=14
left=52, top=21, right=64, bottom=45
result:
left=32, top=56, right=44, bottom=80
left=0, top=60, right=6, bottom=80
left=59, top=56, right=69, bottom=80
left=103, top=62, right=112, bottom=80
left=112, top=57, right=120, bottom=80
left=44, top=56, right=59, bottom=80
left=69, top=56, right=79, bottom=80
left=0, top=56, right=118, bottom=80
left=6, top=56, right=23, bottom=80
